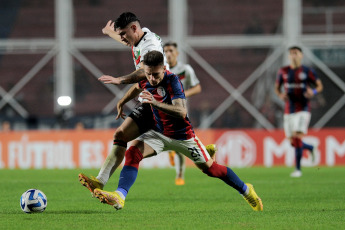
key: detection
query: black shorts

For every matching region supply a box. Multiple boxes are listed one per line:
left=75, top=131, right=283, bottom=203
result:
left=128, top=104, right=154, bottom=134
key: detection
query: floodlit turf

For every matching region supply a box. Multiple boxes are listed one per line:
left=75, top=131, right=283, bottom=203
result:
left=1, top=167, right=344, bottom=230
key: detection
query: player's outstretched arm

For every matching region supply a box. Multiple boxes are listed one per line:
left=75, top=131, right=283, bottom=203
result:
left=141, top=91, right=187, bottom=119
left=102, top=20, right=130, bottom=47
left=99, top=69, right=146, bottom=85
left=184, top=84, right=201, bottom=97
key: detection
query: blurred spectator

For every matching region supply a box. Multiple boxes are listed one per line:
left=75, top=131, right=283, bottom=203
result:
left=1, top=121, right=11, bottom=132
left=75, top=121, right=85, bottom=131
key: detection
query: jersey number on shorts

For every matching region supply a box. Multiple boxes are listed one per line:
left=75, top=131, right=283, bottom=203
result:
left=188, top=147, right=201, bottom=161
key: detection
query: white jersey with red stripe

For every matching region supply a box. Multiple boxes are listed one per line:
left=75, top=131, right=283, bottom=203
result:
left=170, top=62, right=200, bottom=89
left=131, top=27, right=168, bottom=70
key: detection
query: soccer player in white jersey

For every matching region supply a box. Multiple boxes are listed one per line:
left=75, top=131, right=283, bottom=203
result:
left=163, top=42, right=216, bottom=185
left=93, top=51, right=263, bottom=211
left=79, top=12, right=167, bottom=194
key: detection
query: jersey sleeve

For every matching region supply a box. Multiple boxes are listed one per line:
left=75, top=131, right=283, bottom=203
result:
left=307, top=67, right=318, bottom=84
left=170, top=75, right=186, bottom=100
left=185, top=64, right=200, bottom=88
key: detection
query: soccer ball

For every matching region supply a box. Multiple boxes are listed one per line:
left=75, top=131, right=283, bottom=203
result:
left=20, top=189, right=47, bottom=213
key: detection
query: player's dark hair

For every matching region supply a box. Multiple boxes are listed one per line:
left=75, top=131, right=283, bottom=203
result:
left=114, top=12, right=140, bottom=29
left=163, top=41, right=178, bottom=49
left=289, top=46, right=302, bottom=53
left=143, top=51, right=164, bottom=67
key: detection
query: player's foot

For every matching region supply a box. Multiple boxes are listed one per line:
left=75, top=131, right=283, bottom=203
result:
left=78, top=173, right=104, bottom=197
left=206, top=144, right=217, bottom=160
left=242, top=183, right=263, bottom=211
left=175, top=178, right=185, bottom=186
left=290, top=170, right=302, bottom=178
left=94, top=189, right=125, bottom=210
left=169, top=151, right=176, bottom=166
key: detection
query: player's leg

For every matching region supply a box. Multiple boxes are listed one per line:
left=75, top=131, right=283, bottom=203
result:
left=170, top=144, right=216, bottom=166
left=174, top=151, right=186, bottom=185
left=290, top=112, right=312, bottom=177
left=297, top=112, right=315, bottom=161
left=171, top=136, right=262, bottom=211
left=79, top=117, right=141, bottom=194
left=174, top=144, right=217, bottom=185
left=94, top=130, right=162, bottom=210
left=290, top=132, right=303, bottom=177
left=196, top=159, right=262, bottom=211
left=168, top=150, right=176, bottom=166
left=79, top=105, right=153, bottom=194
left=96, top=117, right=142, bottom=184
left=284, top=114, right=301, bottom=177
left=171, top=144, right=216, bottom=186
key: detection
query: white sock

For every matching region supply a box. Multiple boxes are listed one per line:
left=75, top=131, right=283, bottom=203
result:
left=175, top=152, right=185, bottom=179
left=243, top=186, right=250, bottom=196
left=96, top=145, right=125, bottom=186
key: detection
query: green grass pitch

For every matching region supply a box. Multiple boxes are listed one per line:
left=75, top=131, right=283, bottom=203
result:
left=1, top=167, right=344, bottom=230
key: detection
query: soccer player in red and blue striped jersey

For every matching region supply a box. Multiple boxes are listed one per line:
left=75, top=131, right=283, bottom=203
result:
left=93, top=51, right=263, bottom=211
left=138, top=70, right=195, bottom=140
left=275, top=46, right=323, bottom=177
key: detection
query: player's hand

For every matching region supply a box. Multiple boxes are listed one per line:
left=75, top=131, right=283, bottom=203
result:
left=279, top=92, right=288, bottom=101
left=140, top=90, right=156, bottom=105
left=99, top=75, right=121, bottom=85
left=304, top=87, right=315, bottom=99
left=116, top=101, right=126, bottom=120
left=102, top=20, right=114, bottom=35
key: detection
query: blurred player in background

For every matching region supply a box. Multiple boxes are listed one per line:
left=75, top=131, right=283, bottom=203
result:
left=275, top=46, right=323, bottom=177
left=163, top=42, right=215, bottom=185
left=93, top=51, right=263, bottom=211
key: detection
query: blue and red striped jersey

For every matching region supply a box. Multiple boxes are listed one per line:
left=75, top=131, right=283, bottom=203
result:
left=276, top=65, right=318, bottom=114
left=138, top=71, right=195, bottom=140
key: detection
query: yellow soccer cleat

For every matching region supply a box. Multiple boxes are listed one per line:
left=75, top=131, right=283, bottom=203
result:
left=94, top=189, right=125, bottom=210
left=206, top=144, right=217, bottom=160
left=78, top=173, right=104, bottom=197
left=175, top=178, right=185, bottom=186
left=242, top=183, right=263, bottom=211
left=168, top=151, right=176, bottom=166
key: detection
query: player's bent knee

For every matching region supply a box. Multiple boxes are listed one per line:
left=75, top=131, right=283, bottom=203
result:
left=112, top=130, right=127, bottom=148
left=114, top=128, right=126, bottom=141
left=124, top=146, right=143, bottom=169
left=202, top=162, right=227, bottom=178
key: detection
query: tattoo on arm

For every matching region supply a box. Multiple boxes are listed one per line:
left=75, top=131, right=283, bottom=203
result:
left=120, top=69, right=146, bottom=84
left=172, top=98, right=187, bottom=110
left=153, top=98, right=187, bottom=118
